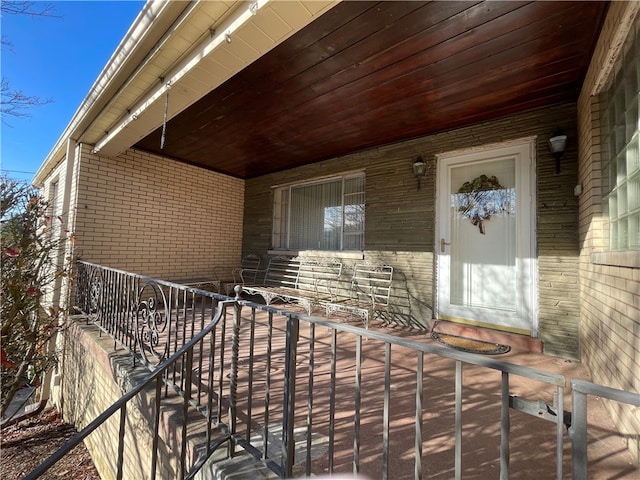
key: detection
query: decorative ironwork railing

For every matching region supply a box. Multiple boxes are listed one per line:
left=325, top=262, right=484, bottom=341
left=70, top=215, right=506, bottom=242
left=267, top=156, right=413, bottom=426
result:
left=25, top=261, right=639, bottom=479
left=75, top=260, right=226, bottom=369
left=28, top=261, right=241, bottom=479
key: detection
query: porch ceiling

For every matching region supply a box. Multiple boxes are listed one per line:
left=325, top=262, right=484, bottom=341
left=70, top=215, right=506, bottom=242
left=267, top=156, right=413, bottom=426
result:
left=133, top=0, right=608, bottom=180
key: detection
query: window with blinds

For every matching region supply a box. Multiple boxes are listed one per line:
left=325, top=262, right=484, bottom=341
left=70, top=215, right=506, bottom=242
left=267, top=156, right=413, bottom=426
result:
left=272, top=174, right=365, bottom=252
left=602, top=20, right=640, bottom=251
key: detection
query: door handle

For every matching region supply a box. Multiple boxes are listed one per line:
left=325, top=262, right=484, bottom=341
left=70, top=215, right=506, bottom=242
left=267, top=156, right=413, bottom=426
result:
left=440, top=238, right=451, bottom=253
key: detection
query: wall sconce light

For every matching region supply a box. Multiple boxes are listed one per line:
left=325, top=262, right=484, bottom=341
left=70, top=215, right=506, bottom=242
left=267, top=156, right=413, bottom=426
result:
left=413, top=156, right=427, bottom=190
left=548, top=131, right=567, bottom=174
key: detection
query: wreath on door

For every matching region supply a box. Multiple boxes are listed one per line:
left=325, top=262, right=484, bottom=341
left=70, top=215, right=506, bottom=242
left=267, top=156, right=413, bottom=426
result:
left=456, top=175, right=508, bottom=234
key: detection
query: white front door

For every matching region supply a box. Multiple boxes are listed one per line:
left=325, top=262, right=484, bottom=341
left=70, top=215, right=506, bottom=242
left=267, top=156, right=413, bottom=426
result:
left=436, top=139, right=537, bottom=335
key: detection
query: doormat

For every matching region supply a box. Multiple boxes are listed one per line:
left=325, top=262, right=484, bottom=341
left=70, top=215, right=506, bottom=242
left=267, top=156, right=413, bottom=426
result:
left=431, top=331, right=511, bottom=355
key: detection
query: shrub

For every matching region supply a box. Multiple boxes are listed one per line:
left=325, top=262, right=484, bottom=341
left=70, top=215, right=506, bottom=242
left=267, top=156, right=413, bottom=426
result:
left=1, top=176, right=71, bottom=419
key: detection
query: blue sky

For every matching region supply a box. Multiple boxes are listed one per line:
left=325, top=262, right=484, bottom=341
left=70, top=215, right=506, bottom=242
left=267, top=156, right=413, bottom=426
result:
left=1, top=1, right=145, bottom=183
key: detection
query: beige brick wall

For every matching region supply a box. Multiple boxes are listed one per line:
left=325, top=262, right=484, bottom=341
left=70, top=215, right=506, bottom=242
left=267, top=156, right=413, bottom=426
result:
left=577, top=1, right=640, bottom=464
left=243, top=103, right=581, bottom=355
left=73, top=146, right=245, bottom=283
left=60, top=321, right=181, bottom=480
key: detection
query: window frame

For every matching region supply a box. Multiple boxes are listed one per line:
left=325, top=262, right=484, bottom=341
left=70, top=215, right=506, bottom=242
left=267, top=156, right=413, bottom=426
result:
left=270, top=172, right=366, bottom=254
left=594, top=17, right=640, bottom=268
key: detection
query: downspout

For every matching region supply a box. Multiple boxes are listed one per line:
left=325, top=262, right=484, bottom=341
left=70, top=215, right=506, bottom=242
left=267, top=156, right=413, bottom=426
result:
left=0, top=399, right=48, bottom=429
left=40, top=138, right=79, bottom=407
left=56, top=141, right=82, bottom=418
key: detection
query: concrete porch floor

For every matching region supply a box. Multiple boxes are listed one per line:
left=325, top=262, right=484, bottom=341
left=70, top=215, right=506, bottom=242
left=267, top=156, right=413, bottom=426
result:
left=340, top=316, right=638, bottom=479
left=74, top=296, right=637, bottom=480
left=220, top=304, right=638, bottom=479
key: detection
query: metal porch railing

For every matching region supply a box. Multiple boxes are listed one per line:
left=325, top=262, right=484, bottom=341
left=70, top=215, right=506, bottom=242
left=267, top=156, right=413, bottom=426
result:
left=24, top=261, right=639, bottom=479
left=28, top=261, right=241, bottom=479
left=570, top=379, right=640, bottom=480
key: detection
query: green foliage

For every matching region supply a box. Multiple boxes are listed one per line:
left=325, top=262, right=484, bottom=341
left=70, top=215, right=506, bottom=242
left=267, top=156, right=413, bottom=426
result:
left=1, top=176, right=71, bottom=418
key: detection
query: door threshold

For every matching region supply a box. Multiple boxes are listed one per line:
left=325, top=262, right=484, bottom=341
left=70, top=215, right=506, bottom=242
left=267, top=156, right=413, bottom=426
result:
left=431, top=319, right=543, bottom=353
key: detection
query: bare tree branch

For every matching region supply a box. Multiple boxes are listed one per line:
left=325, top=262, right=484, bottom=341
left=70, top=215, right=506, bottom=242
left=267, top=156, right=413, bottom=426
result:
left=1, top=34, right=14, bottom=49
left=0, top=2, right=58, bottom=123
left=1, top=1, right=59, bottom=48
left=0, top=1, right=58, bottom=17
left=1, top=78, right=53, bottom=125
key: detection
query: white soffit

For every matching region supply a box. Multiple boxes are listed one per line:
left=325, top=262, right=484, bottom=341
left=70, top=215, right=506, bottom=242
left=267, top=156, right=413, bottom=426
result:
left=35, top=0, right=187, bottom=184
left=92, top=0, right=339, bottom=157
left=81, top=0, right=234, bottom=149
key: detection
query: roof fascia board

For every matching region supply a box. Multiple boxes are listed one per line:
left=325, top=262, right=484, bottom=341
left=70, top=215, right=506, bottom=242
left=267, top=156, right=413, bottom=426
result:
left=35, top=0, right=340, bottom=184
left=34, top=0, right=189, bottom=185
left=74, top=1, right=202, bottom=145
left=91, top=0, right=263, bottom=155
left=92, top=0, right=340, bottom=158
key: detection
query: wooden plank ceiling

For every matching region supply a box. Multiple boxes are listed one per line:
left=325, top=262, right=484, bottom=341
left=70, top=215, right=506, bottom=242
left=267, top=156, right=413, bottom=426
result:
left=134, top=0, right=608, bottom=179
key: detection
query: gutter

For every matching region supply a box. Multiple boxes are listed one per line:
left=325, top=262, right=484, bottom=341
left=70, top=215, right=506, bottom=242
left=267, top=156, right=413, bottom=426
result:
left=75, top=1, right=202, bottom=149
left=34, top=0, right=339, bottom=184
left=33, top=0, right=186, bottom=185
left=90, top=0, right=271, bottom=157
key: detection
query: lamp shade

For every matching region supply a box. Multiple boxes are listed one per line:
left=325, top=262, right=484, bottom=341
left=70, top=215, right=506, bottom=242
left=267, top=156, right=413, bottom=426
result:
left=413, top=158, right=427, bottom=176
left=548, top=135, right=567, bottom=154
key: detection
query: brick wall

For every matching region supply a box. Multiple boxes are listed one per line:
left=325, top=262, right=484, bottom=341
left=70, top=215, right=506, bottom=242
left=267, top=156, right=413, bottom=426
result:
left=242, top=103, right=581, bottom=356
left=576, top=2, right=640, bottom=464
left=60, top=320, right=181, bottom=479
left=73, top=146, right=245, bottom=282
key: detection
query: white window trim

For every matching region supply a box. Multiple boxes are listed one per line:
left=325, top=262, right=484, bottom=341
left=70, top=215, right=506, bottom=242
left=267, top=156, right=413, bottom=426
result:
left=271, top=171, right=366, bottom=253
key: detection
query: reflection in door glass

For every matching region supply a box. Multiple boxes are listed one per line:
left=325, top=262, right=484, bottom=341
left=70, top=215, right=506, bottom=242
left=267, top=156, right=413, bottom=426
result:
left=449, top=163, right=517, bottom=311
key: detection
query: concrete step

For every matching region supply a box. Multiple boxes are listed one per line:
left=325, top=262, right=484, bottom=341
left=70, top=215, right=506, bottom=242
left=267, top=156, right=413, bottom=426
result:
left=194, top=451, right=279, bottom=480
left=194, top=424, right=329, bottom=479
left=431, top=320, right=544, bottom=353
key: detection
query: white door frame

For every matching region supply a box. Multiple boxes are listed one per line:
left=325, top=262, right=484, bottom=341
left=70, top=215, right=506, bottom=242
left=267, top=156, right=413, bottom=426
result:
left=435, top=137, right=538, bottom=336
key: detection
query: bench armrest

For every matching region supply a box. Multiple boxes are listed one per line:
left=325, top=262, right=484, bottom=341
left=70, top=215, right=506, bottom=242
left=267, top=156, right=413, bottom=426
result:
left=239, top=268, right=266, bottom=285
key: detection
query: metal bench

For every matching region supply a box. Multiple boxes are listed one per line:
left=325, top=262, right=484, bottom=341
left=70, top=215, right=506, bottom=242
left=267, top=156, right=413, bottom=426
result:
left=226, top=254, right=263, bottom=294
left=241, top=256, right=342, bottom=314
left=324, top=261, right=393, bottom=328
